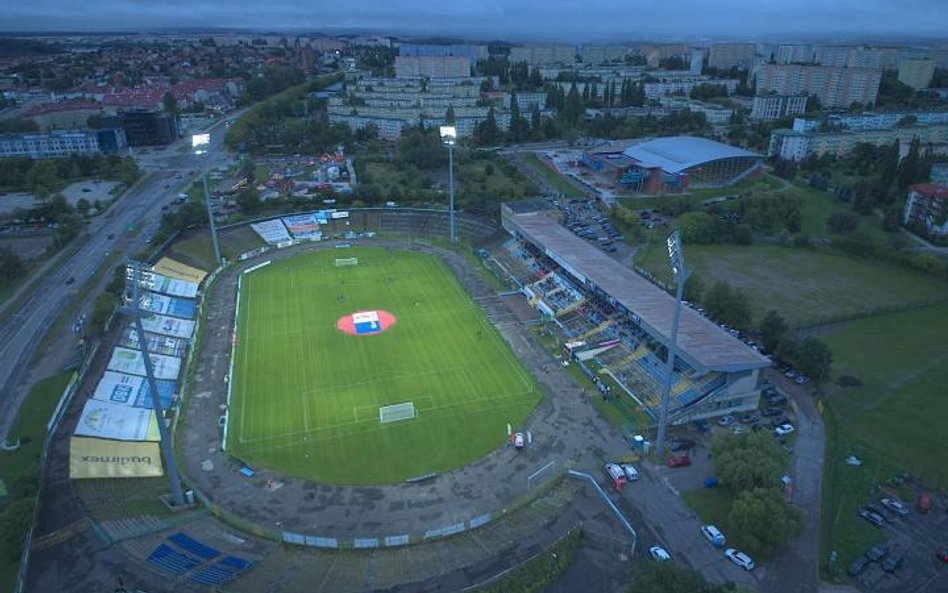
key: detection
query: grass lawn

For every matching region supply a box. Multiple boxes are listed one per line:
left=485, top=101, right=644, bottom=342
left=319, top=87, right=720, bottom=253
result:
left=0, top=372, right=73, bottom=592
left=682, top=488, right=757, bottom=554
left=634, top=243, right=948, bottom=324
left=227, top=247, right=542, bottom=484
left=522, top=153, right=584, bottom=198
left=819, top=303, right=948, bottom=576
left=167, top=227, right=265, bottom=271
left=791, top=183, right=889, bottom=241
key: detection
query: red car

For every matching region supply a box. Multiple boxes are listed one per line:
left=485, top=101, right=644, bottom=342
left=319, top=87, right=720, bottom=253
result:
left=667, top=455, right=692, bottom=468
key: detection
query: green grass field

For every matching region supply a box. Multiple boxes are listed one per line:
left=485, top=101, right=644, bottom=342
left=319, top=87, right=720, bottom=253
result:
left=635, top=243, right=948, bottom=324
left=819, top=303, right=948, bottom=572
left=227, top=247, right=541, bottom=484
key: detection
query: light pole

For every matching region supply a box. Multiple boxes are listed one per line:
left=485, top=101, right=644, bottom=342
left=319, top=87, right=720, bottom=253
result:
left=655, top=231, right=690, bottom=457
left=439, top=126, right=457, bottom=244
left=125, top=261, right=185, bottom=507
left=192, top=133, right=222, bottom=268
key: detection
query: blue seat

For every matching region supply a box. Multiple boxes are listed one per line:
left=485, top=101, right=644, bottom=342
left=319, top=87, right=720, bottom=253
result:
left=168, top=532, right=220, bottom=560
left=189, top=565, right=235, bottom=586
left=147, top=543, right=200, bottom=575
left=219, top=555, right=252, bottom=571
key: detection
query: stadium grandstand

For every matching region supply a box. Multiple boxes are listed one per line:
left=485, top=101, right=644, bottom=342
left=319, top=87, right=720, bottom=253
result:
left=499, top=202, right=770, bottom=424
left=580, top=136, right=762, bottom=194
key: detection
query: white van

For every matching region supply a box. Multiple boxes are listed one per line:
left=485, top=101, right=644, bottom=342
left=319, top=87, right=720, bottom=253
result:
left=701, top=524, right=726, bottom=547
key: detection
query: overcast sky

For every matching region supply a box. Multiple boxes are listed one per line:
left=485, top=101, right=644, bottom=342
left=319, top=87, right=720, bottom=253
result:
left=4, top=0, right=947, bottom=40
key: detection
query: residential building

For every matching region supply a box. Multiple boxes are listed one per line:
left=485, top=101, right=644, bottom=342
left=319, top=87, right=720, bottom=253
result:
left=394, top=56, right=471, bottom=79
left=578, top=45, right=630, bottom=65
left=690, top=48, right=705, bottom=74
left=756, top=63, right=882, bottom=108
left=708, top=43, right=756, bottom=69
left=398, top=43, right=488, bottom=64
left=903, top=184, right=948, bottom=236
left=642, top=44, right=689, bottom=68
left=660, top=97, right=734, bottom=125
left=644, top=77, right=740, bottom=100
left=750, top=94, right=808, bottom=120
left=0, top=128, right=126, bottom=158
left=898, top=58, right=936, bottom=91
left=826, top=111, right=948, bottom=131
left=504, top=92, right=547, bottom=110
left=508, top=45, right=576, bottom=66
left=768, top=124, right=948, bottom=161
left=774, top=44, right=814, bottom=64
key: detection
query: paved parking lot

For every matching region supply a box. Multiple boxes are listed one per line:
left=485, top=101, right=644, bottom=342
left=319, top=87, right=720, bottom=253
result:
left=848, top=493, right=947, bottom=592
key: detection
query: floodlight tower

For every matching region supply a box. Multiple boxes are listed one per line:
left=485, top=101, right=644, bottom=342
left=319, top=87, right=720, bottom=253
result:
left=192, top=133, right=223, bottom=268
left=125, top=261, right=185, bottom=507
left=439, top=126, right=457, bottom=243
left=655, top=231, right=690, bottom=457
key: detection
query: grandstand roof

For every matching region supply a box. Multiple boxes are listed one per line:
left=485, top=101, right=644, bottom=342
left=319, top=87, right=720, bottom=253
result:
left=622, top=136, right=760, bottom=174
left=505, top=210, right=770, bottom=372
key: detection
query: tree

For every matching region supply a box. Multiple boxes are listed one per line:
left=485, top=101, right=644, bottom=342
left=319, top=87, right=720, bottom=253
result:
left=508, top=92, right=529, bottom=142
left=759, top=310, right=788, bottom=353
left=76, top=197, right=91, bottom=217
left=0, top=497, right=35, bottom=562
left=704, top=281, right=752, bottom=329
left=733, top=223, right=753, bottom=245
left=627, top=559, right=743, bottom=593
left=90, top=292, right=118, bottom=333
left=678, top=211, right=718, bottom=243
left=474, top=107, right=499, bottom=145
left=796, top=337, right=832, bottom=382
left=564, top=83, right=582, bottom=126
left=0, top=247, right=25, bottom=284
left=827, top=211, right=858, bottom=234
left=683, top=271, right=704, bottom=304
left=162, top=91, right=179, bottom=119
left=711, top=432, right=788, bottom=492
left=235, top=185, right=262, bottom=214
left=25, top=160, right=59, bottom=201
left=729, top=488, right=803, bottom=555
left=444, top=105, right=455, bottom=126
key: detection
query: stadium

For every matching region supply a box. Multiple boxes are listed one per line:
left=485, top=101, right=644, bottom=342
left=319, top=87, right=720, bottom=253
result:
left=497, top=202, right=770, bottom=424
left=580, top=135, right=763, bottom=194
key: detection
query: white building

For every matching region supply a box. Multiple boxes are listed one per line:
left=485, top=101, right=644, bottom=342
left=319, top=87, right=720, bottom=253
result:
left=898, top=58, right=936, bottom=91
left=750, top=94, right=808, bottom=120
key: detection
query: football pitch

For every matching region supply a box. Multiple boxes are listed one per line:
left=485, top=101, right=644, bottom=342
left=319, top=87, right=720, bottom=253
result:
left=226, top=247, right=542, bottom=484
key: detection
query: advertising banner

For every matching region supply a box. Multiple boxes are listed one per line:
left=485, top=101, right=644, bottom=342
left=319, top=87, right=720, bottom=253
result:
left=107, top=347, right=181, bottom=381
left=250, top=219, right=292, bottom=245
left=74, top=400, right=161, bottom=441
left=153, top=257, right=208, bottom=284
left=92, top=371, right=176, bottom=410
left=140, top=292, right=197, bottom=319
left=70, top=437, right=164, bottom=479
left=119, top=328, right=188, bottom=358
left=149, top=272, right=200, bottom=298
left=139, top=313, right=195, bottom=339
left=282, top=214, right=322, bottom=239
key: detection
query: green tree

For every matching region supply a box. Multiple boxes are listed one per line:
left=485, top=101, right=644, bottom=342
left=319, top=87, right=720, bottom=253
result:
left=444, top=105, right=455, bottom=125
left=683, top=271, right=704, bottom=304
left=627, top=561, right=742, bottom=593
left=759, top=310, right=788, bottom=353
left=76, top=197, right=92, bottom=217
left=25, top=160, right=59, bottom=201
left=827, top=211, right=858, bottom=234
left=711, top=432, right=788, bottom=492
left=795, top=337, right=832, bottom=382
left=678, top=211, right=718, bottom=243
left=90, top=292, right=118, bottom=333
left=235, top=185, right=262, bottom=214
left=729, top=488, right=803, bottom=555
left=162, top=91, right=179, bottom=119
left=704, top=281, right=752, bottom=329
left=0, top=247, right=26, bottom=284
left=0, top=497, right=35, bottom=562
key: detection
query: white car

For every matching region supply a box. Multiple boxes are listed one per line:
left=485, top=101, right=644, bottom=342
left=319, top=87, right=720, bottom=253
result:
left=514, top=432, right=525, bottom=450
left=648, top=545, right=671, bottom=562
left=700, top=524, right=726, bottom=547
left=621, top=464, right=639, bottom=481
left=718, top=415, right=735, bottom=427
left=773, top=423, right=795, bottom=437
left=725, top=548, right=755, bottom=571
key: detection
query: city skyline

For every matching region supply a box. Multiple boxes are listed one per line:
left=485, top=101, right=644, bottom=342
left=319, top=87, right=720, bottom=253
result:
left=4, top=0, right=948, bottom=40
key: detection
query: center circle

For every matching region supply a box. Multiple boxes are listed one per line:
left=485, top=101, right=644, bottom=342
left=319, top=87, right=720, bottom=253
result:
left=336, top=309, right=397, bottom=336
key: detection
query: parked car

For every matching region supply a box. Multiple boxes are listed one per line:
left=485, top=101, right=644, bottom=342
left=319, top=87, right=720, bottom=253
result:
left=621, top=464, right=639, bottom=481
left=847, top=555, right=870, bottom=577
left=648, top=545, right=671, bottom=562
left=700, top=524, right=726, bottom=547
left=667, top=456, right=692, bottom=468
left=858, top=508, right=886, bottom=528
left=794, top=375, right=810, bottom=385
left=718, top=415, right=735, bottom=427
left=724, top=548, right=755, bottom=571
left=514, top=432, right=525, bottom=450
left=773, top=423, right=795, bottom=437
left=882, top=553, right=903, bottom=573
left=866, top=543, right=889, bottom=562
left=740, top=413, right=761, bottom=424
left=670, top=438, right=695, bottom=452
left=880, top=497, right=909, bottom=516
left=770, top=417, right=792, bottom=429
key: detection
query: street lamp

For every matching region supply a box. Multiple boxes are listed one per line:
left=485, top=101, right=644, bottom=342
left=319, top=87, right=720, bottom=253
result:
left=439, top=125, right=457, bottom=244
left=192, top=133, right=222, bottom=268
left=655, top=231, right=691, bottom=457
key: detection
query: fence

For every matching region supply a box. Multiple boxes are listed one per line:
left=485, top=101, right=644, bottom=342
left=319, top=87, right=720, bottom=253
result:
left=14, top=342, right=99, bottom=593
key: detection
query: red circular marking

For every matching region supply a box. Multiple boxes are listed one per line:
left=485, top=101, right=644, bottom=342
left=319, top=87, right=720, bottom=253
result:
left=336, top=310, right=397, bottom=336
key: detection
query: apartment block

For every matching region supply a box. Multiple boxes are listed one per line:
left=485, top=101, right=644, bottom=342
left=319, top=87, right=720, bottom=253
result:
left=750, top=94, right=808, bottom=120
left=0, top=128, right=126, bottom=158
left=756, top=63, right=882, bottom=108
left=768, top=124, right=948, bottom=161
left=509, top=45, right=576, bottom=66
left=578, top=45, right=630, bottom=65
left=394, top=56, right=471, bottom=79
left=898, top=58, right=936, bottom=91
left=903, top=184, right=948, bottom=236
left=708, top=43, right=756, bottom=69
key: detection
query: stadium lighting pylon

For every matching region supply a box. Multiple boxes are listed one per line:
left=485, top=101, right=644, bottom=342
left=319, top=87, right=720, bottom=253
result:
left=655, top=231, right=690, bottom=457
left=193, top=133, right=223, bottom=268
left=440, top=126, right=457, bottom=244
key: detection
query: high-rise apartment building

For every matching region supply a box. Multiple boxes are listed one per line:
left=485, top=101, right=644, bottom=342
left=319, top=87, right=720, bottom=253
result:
left=750, top=94, right=808, bottom=120
left=898, top=58, right=936, bottom=90
left=394, top=56, right=471, bottom=79
left=756, top=64, right=882, bottom=108
left=508, top=45, right=576, bottom=66
left=708, top=43, right=756, bottom=69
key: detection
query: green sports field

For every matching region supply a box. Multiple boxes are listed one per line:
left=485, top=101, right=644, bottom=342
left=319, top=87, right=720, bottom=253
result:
left=226, top=247, right=541, bottom=484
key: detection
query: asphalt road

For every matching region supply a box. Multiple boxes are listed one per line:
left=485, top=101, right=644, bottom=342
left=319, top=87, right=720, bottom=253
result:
left=0, top=120, right=235, bottom=439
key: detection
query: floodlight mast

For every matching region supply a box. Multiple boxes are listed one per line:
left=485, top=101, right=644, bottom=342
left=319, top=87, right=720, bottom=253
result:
left=440, top=126, right=457, bottom=244
left=655, top=232, right=690, bottom=457
left=192, top=134, right=222, bottom=268
left=127, top=261, right=185, bottom=507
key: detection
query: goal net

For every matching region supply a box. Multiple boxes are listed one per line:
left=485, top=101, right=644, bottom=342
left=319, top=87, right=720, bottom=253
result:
left=335, top=257, right=358, bottom=267
left=379, top=402, right=416, bottom=424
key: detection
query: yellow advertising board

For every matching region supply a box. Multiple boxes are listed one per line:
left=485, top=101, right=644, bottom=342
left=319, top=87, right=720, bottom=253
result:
left=69, top=437, right=164, bottom=479
left=153, top=257, right=208, bottom=284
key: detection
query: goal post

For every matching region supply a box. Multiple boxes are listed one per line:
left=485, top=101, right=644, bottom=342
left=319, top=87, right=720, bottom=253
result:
left=335, top=257, right=358, bottom=267
left=379, top=402, right=416, bottom=424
